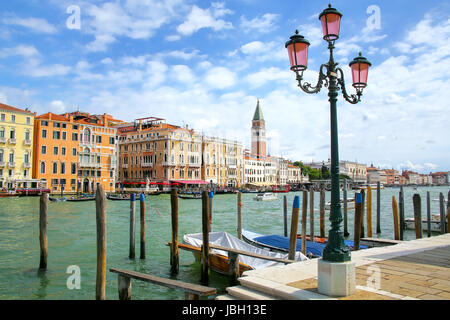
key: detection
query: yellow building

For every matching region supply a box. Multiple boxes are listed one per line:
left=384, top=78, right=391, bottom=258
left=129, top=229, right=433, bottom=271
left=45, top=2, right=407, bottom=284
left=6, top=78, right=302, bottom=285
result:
left=0, top=102, right=35, bottom=190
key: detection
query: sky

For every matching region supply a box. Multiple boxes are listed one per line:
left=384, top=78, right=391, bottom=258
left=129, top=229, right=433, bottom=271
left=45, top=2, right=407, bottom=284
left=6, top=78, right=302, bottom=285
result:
left=0, top=0, right=449, bottom=174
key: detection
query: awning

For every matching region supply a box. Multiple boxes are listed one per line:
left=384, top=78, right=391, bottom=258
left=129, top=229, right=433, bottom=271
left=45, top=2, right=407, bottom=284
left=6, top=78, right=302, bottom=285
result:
left=171, top=180, right=210, bottom=185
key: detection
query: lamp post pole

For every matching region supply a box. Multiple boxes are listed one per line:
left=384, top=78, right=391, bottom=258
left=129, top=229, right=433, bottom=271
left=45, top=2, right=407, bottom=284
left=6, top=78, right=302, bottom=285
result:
left=286, top=4, right=372, bottom=296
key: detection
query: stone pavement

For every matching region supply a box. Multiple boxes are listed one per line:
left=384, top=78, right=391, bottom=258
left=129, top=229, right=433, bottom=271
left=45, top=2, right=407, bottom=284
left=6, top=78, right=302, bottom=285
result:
left=216, top=233, right=450, bottom=300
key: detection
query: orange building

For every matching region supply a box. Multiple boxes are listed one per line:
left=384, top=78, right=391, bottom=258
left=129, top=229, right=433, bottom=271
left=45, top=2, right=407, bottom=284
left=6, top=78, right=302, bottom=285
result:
left=33, top=112, right=119, bottom=194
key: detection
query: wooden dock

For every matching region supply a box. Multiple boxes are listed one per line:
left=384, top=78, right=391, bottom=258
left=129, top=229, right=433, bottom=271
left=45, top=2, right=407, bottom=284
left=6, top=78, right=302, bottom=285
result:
left=216, top=233, right=450, bottom=300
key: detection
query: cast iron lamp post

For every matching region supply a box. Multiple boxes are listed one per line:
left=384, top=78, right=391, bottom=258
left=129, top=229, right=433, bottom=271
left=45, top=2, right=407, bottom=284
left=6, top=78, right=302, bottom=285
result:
left=286, top=4, right=371, bottom=263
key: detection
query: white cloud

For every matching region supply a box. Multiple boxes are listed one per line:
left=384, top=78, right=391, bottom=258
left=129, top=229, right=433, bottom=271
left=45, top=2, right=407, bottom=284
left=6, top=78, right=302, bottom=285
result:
left=203, top=67, right=236, bottom=89
left=2, top=16, right=57, bottom=34
left=49, top=100, right=67, bottom=113
left=177, top=3, right=233, bottom=36
left=240, top=13, right=279, bottom=34
left=0, top=45, right=39, bottom=58
left=245, top=67, right=291, bottom=88
left=26, top=59, right=71, bottom=78
left=240, top=40, right=286, bottom=62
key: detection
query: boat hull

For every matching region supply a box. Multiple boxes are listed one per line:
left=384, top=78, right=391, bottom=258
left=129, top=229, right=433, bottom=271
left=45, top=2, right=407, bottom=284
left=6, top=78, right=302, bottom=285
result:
left=404, top=218, right=447, bottom=233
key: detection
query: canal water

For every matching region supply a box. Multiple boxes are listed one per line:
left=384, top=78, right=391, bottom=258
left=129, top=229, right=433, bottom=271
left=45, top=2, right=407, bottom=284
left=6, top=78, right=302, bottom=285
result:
left=0, top=186, right=448, bottom=300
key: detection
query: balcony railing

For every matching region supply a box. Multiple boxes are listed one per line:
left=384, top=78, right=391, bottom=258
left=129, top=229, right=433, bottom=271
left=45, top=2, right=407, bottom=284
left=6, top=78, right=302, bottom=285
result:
left=24, top=140, right=32, bottom=146
left=141, top=163, right=153, bottom=168
left=79, top=162, right=102, bottom=169
left=8, top=138, right=16, bottom=145
left=122, top=164, right=129, bottom=169
left=0, top=162, right=5, bottom=167
left=24, top=162, right=31, bottom=169
left=8, top=162, right=16, bottom=168
left=0, top=137, right=6, bottom=144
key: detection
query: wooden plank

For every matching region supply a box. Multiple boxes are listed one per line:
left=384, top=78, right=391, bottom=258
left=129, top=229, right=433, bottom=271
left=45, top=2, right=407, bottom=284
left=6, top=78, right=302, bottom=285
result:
left=209, top=244, right=295, bottom=265
left=96, top=185, right=107, bottom=300
left=110, top=268, right=217, bottom=296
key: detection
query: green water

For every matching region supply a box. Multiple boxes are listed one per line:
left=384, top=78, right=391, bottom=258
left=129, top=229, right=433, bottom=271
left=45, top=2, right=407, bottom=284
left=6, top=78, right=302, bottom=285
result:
left=0, top=186, right=448, bottom=300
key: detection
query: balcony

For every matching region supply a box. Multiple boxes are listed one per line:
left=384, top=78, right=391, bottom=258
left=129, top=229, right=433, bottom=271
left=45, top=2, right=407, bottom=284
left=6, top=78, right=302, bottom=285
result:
left=0, top=137, right=6, bottom=144
left=79, top=162, right=102, bottom=169
left=0, top=162, right=5, bottom=167
left=24, top=140, right=32, bottom=146
left=24, top=162, right=32, bottom=169
left=8, top=138, right=16, bottom=145
left=141, top=163, right=153, bottom=168
left=8, top=162, right=16, bottom=168
left=122, top=164, right=129, bottom=169
left=162, top=161, right=176, bottom=167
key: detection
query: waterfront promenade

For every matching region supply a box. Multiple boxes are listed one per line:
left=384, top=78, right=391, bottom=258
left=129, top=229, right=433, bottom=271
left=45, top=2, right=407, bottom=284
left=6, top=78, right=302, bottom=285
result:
left=217, top=233, right=450, bottom=300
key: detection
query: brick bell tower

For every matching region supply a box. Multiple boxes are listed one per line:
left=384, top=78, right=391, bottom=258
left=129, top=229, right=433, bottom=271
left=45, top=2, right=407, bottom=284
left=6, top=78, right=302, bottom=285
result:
left=251, top=99, right=267, bottom=159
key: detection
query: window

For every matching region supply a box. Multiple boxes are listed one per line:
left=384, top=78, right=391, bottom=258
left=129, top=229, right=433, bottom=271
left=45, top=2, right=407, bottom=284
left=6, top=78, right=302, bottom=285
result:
left=41, top=120, right=48, bottom=126
left=71, top=163, right=76, bottom=174
left=42, top=129, right=47, bottom=138
left=9, top=152, right=14, bottom=163
left=26, top=117, right=31, bottom=125
left=53, top=147, right=58, bottom=155
left=109, top=137, right=115, bottom=145
left=8, top=169, right=13, bottom=177
left=62, top=132, right=67, bottom=140
left=61, top=163, right=66, bottom=174
left=53, top=131, right=60, bottom=139
left=0, top=128, right=4, bottom=138
left=54, top=122, right=61, bottom=128
left=72, top=148, right=76, bottom=156
left=0, top=114, right=5, bottom=121
left=72, top=133, right=78, bottom=141
left=62, top=123, right=67, bottom=129
left=53, top=163, right=58, bottom=174
left=41, top=146, right=47, bottom=154
left=96, top=136, right=102, bottom=143
left=11, top=115, right=15, bottom=123
left=24, top=152, right=29, bottom=164
left=10, top=129, right=15, bottom=139
left=25, top=131, right=30, bottom=141
left=97, top=171, right=101, bottom=177
left=73, top=125, right=78, bottom=130
left=62, top=147, right=66, bottom=156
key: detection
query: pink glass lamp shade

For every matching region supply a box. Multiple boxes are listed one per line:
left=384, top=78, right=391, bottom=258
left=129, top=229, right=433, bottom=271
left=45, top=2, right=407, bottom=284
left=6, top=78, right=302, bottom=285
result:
left=349, top=52, right=372, bottom=89
left=285, top=30, right=311, bottom=73
left=319, top=4, right=343, bottom=42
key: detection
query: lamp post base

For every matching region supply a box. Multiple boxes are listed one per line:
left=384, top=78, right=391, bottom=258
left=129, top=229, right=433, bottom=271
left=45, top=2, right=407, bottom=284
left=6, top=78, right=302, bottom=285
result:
left=318, top=259, right=356, bottom=297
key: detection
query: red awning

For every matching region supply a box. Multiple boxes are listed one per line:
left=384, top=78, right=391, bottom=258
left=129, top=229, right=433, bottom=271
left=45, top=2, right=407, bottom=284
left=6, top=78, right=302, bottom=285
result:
left=171, top=180, right=210, bottom=185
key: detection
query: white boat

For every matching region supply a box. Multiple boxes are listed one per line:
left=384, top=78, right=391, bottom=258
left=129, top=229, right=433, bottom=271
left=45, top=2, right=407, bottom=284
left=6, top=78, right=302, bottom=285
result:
left=180, top=232, right=307, bottom=276
left=254, top=192, right=278, bottom=201
left=360, top=183, right=384, bottom=190
left=432, top=198, right=448, bottom=204
left=404, top=214, right=447, bottom=233
left=325, top=198, right=355, bottom=210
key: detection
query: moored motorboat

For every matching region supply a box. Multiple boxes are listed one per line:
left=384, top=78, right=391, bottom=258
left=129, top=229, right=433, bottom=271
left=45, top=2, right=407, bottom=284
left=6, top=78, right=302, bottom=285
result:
left=404, top=215, right=447, bottom=232
left=66, top=196, right=95, bottom=202
left=49, top=197, right=67, bottom=202
left=254, top=192, right=278, bottom=201
left=178, top=232, right=307, bottom=276
left=107, top=194, right=131, bottom=201
left=178, top=193, right=202, bottom=200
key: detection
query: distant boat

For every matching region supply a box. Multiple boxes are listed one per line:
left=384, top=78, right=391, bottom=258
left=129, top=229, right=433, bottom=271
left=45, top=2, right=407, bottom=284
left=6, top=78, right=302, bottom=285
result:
left=272, top=185, right=289, bottom=193
left=433, top=198, right=448, bottom=204
left=66, top=196, right=95, bottom=202
left=178, top=193, right=202, bottom=200
left=360, top=184, right=384, bottom=190
left=49, top=197, right=67, bottom=202
left=404, top=215, right=447, bottom=233
left=254, top=192, right=278, bottom=201
left=325, top=198, right=355, bottom=210
left=107, top=194, right=131, bottom=201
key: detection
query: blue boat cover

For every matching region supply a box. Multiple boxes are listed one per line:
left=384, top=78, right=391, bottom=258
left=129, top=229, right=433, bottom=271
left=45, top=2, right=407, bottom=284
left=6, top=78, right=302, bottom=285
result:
left=253, top=235, right=367, bottom=257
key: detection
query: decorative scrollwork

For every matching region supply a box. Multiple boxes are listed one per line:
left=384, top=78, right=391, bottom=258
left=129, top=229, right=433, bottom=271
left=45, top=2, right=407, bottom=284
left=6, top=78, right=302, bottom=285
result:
left=336, top=68, right=361, bottom=104
left=296, top=64, right=329, bottom=94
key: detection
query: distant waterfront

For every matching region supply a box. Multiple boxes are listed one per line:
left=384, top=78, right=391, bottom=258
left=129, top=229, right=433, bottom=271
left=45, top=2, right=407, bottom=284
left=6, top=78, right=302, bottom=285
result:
left=0, top=186, right=448, bottom=300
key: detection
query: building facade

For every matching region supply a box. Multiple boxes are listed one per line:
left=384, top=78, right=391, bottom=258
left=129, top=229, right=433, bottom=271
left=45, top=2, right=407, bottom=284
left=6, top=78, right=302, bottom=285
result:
left=0, top=103, right=35, bottom=190
left=33, top=112, right=118, bottom=193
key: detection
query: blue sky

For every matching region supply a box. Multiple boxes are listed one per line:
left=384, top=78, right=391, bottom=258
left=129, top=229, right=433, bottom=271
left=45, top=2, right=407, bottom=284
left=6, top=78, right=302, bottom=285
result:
left=0, top=0, right=449, bottom=173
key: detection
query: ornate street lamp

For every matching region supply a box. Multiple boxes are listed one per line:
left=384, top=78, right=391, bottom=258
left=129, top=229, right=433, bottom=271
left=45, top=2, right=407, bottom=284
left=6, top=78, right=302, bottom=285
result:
left=286, top=4, right=371, bottom=295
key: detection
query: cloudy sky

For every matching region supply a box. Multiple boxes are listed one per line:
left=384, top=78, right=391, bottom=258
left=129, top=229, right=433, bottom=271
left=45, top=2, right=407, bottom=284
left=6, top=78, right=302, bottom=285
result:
left=0, top=0, right=449, bottom=173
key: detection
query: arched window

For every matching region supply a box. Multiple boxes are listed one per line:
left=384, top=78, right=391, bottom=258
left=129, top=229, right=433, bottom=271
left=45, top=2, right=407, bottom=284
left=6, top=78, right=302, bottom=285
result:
left=83, top=128, right=91, bottom=143
left=83, top=148, right=90, bottom=163
left=40, top=161, right=45, bottom=174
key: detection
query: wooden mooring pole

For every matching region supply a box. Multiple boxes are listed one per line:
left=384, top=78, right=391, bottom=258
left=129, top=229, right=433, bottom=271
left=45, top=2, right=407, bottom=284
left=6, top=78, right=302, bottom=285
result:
left=360, top=189, right=365, bottom=238
left=95, top=185, right=107, bottom=300
left=353, top=192, right=363, bottom=251
left=413, top=194, right=422, bottom=239
left=140, top=194, right=146, bottom=259
left=376, top=181, right=381, bottom=234
left=426, top=191, right=431, bottom=238
left=439, top=193, right=446, bottom=234
left=288, top=196, right=300, bottom=260
left=343, top=180, right=349, bottom=237
left=170, top=188, right=179, bottom=275
left=309, top=190, right=314, bottom=241
left=447, top=190, right=450, bottom=233
left=129, top=194, right=136, bottom=259
left=301, top=191, right=308, bottom=256
left=319, top=189, right=325, bottom=238
left=237, top=192, right=242, bottom=240
left=201, top=191, right=210, bottom=285
left=367, top=187, right=373, bottom=238
left=209, top=191, right=214, bottom=232
left=392, top=196, right=400, bottom=240
left=283, top=195, right=288, bottom=237
left=399, top=187, right=405, bottom=240
left=39, top=193, right=49, bottom=270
